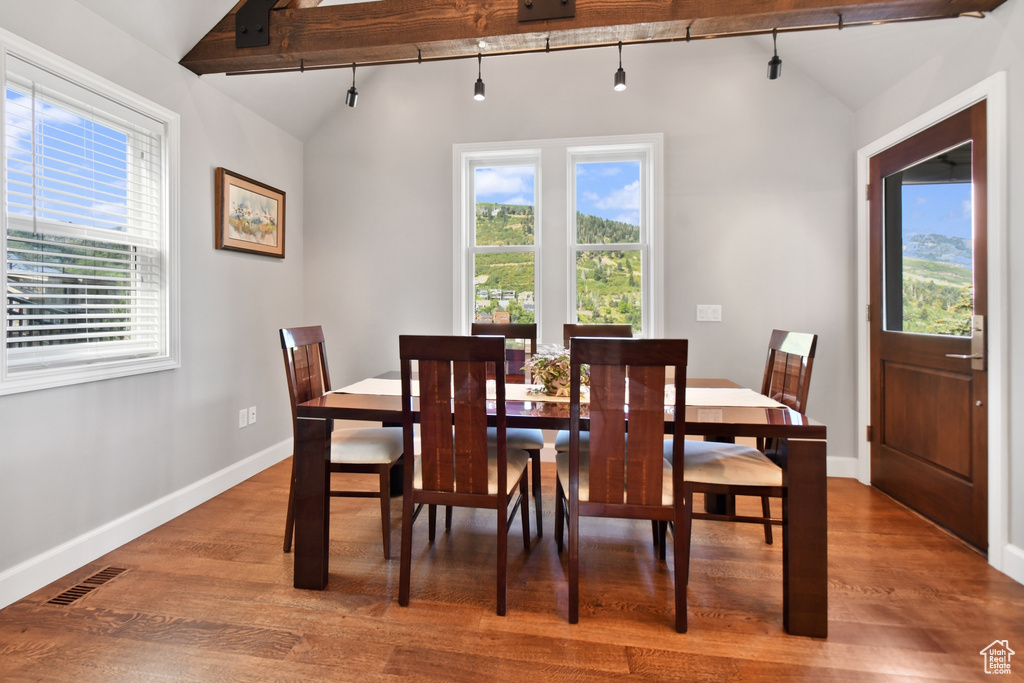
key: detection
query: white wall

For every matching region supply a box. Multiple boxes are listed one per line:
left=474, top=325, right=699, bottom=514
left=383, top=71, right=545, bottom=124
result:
left=855, top=1, right=1024, bottom=566
left=0, top=1, right=303, bottom=605
left=303, top=40, right=857, bottom=464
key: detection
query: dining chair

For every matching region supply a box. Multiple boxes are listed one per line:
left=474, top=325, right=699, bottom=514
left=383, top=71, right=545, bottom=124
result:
left=553, top=323, right=633, bottom=454
left=554, top=337, right=689, bottom=631
left=398, top=334, right=533, bottom=616
left=677, top=329, right=817, bottom=544
left=561, top=323, right=633, bottom=349
left=471, top=322, right=545, bottom=537
left=280, top=326, right=404, bottom=558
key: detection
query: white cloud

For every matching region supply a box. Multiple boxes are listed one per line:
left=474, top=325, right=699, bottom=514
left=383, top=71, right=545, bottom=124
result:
left=475, top=166, right=533, bottom=197
left=593, top=180, right=640, bottom=212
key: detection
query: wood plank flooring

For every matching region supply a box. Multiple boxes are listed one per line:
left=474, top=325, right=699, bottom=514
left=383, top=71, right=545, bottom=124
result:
left=1, top=459, right=1021, bottom=681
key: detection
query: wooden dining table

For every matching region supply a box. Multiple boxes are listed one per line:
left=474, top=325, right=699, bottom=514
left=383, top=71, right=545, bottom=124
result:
left=293, top=375, right=828, bottom=638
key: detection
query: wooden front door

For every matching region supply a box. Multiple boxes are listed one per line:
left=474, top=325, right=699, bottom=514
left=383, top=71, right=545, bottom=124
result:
left=868, top=101, right=988, bottom=550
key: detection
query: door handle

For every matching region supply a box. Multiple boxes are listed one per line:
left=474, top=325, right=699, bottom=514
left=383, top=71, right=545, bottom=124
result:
left=945, top=315, right=985, bottom=371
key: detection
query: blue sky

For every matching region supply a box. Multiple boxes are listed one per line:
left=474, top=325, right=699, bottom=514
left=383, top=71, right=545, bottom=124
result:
left=6, top=86, right=129, bottom=231
left=576, top=161, right=640, bottom=226
left=902, top=182, right=972, bottom=240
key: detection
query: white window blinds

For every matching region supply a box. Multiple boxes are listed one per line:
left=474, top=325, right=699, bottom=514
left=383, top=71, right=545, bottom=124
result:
left=4, top=52, right=167, bottom=376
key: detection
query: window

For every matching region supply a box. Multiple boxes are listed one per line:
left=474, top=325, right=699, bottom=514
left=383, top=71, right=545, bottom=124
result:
left=571, top=153, right=646, bottom=333
left=455, top=135, right=661, bottom=341
left=2, top=36, right=179, bottom=394
left=466, top=155, right=538, bottom=325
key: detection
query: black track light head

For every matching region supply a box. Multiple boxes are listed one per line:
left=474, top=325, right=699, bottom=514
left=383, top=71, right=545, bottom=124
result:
left=345, top=63, right=358, bottom=107
left=614, top=41, right=627, bottom=92
left=768, top=29, right=782, bottom=80
left=474, top=53, right=486, bottom=101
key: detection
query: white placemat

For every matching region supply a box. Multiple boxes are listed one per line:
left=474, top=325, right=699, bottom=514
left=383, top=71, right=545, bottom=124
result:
left=338, top=378, right=785, bottom=408
left=336, top=378, right=405, bottom=396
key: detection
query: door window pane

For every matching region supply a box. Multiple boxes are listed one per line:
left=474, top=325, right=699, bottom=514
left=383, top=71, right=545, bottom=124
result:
left=883, top=142, right=973, bottom=336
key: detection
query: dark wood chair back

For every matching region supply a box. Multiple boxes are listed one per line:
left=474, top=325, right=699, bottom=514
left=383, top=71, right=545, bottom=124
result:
left=562, top=323, right=632, bottom=348
left=471, top=322, right=537, bottom=383
left=561, top=337, right=689, bottom=631
left=570, top=338, right=687, bottom=508
left=400, top=334, right=508, bottom=497
left=761, top=330, right=817, bottom=413
left=280, top=325, right=331, bottom=431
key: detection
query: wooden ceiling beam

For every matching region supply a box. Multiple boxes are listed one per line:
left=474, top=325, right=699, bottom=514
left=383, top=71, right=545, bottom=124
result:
left=181, top=0, right=1007, bottom=75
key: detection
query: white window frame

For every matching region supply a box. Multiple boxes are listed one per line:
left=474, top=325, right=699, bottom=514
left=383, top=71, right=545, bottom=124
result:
left=1, top=29, right=180, bottom=395
left=454, top=134, right=662, bottom=341
left=568, top=142, right=661, bottom=336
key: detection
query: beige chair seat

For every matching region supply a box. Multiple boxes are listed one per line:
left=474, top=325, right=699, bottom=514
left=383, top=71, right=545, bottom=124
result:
left=414, top=446, right=530, bottom=496
left=556, top=450, right=673, bottom=506
left=674, top=440, right=782, bottom=487
left=490, top=426, right=545, bottom=450
left=330, top=426, right=404, bottom=464
left=554, top=430, right=603, bottom=452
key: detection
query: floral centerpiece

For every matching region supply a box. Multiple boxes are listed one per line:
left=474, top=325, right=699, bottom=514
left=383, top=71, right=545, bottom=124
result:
left=524, top=344, right=589, bottom=397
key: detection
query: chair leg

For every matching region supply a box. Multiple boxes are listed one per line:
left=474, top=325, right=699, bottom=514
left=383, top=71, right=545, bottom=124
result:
left=568, top=493, right=579, bottom=624
left=283, top=454, right=298, bottom=553
left=445, top=506, right=453, bottom=531
left=761, top=496, right=774, bottom=544
left=657, top=521, right=668, bottom=561
left=380, top=467, right=392, bottom=559
left=555, top=476, right=565, bottom=554
left=398, top=487, right=415, bottom=607
left=520, top=474, right=531, bottom=550
left=676, top=489, right=694, bottom=633
left=428, top=505, right=437, bottom=542
left=528, top=449, right=543, bottom=537
left=497, top=495, right=509, bottom=617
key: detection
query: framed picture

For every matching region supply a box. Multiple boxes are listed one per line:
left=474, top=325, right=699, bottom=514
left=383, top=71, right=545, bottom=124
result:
left=215, top=167, right=285, bottom=258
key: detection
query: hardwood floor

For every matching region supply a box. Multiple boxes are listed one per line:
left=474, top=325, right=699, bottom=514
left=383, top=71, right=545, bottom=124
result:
left=1, top=459, right=1021, bottom=681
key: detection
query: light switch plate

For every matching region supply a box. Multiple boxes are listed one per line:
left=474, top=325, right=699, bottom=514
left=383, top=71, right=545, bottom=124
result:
left=696, top=304, right=722, bottom=322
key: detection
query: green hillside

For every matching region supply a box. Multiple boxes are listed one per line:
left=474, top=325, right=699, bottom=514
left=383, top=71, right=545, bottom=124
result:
left=473, top=204, right=642, bottom=331
left=901, top=257, right=972, bottom=336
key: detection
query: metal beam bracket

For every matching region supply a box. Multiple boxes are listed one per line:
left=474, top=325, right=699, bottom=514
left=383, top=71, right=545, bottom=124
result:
left=236, top=0, right=277, bottom=49
left=519, top=0, right=576, bottom=23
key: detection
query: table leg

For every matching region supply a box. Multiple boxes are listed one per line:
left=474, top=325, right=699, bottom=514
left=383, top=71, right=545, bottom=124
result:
left=294, top=416, right=331, bottom=590
left=782, top=437, right=828, bottom=637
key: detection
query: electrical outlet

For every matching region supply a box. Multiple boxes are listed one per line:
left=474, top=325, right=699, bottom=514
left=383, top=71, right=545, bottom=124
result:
left=238, top=408, right=248, bottom=429
left=248, top=406, right=257, bottom=424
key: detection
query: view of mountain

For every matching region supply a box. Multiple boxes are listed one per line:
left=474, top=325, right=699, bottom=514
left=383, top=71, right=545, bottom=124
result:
left=903, top=232, right=972, bottom=267
left=473, top=203, right=641, bottom=331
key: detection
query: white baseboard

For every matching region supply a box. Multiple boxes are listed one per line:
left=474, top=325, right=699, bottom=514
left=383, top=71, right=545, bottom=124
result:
left=1001, top=543, right=1024, bottom=585
left=0, top=439, right=292, bottom=610
left=826, top=456, right=858, bottom=478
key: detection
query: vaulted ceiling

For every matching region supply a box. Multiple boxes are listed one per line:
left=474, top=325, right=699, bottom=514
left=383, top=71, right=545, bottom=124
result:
left=180, top=0, right=1007, bottom=76
left=71, top=0, right=1013, bottom=140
